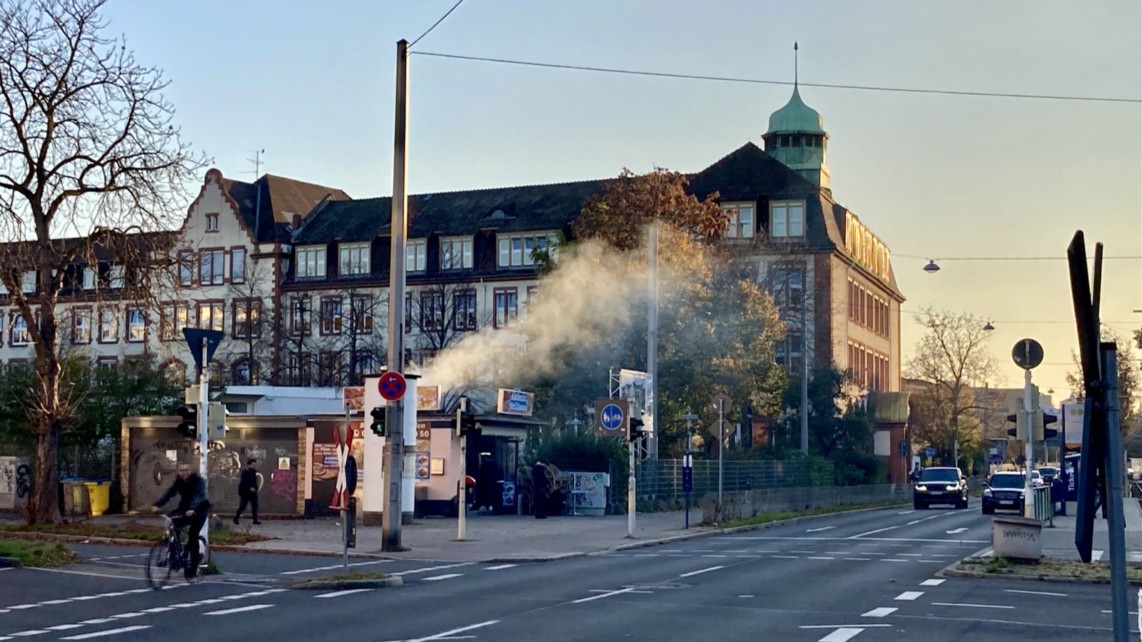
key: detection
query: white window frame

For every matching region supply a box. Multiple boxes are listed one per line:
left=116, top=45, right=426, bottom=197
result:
left=10, top=313, right=30, bottom=346
left=197, top=301, right=224, bottom=332
left=126, top=308, right=146, bottom=342
left=440, top=237, right=473, bottom=271
left=72, top=308, right=92, bottom=345
left=770, top=200, right=806, bottom=238
left=339, top=242, right=370, bottom=276
left=20, top=270, right=35, bottom=294
left=98, top=307, right=119, bottom=343
left=406, top=239, right=427, bottom=273
left=296, top=246, right=327, bottom=278
left=83, top=265, right=96, bottom=290
left=110, top=264, right=125, bottom=289
left=497, top=232, right=558, bottom=268
left=723, top=203, right=755, bottom=239
left=199, top=250, right=225, bottom=285
left=205, top=213, right=219, bottom=232
left=231, top=248, right=246, bottom=284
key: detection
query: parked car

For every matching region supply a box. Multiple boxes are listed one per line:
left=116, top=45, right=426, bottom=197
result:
left=1037, top=466, right=1059, bottom=484
left=982, top=472, right=1027, bottom=515
left=913, top=467, right=969, bottom=510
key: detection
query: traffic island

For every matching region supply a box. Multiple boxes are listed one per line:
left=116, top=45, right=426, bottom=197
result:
left=286, top=571, right=403, bottom=590
left=950, top=556, right=1142, bottom=585
left=991, top=515, right=1043, bottom=560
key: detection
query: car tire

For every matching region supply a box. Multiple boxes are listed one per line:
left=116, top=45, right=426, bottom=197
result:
left=982, top=505, right=994, bottom=515
left=913, top=500, right=925, bottom=510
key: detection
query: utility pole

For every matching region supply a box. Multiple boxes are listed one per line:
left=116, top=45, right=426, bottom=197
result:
left=382, top=39, right=410, bottom=552
left=682, top=410, right=697, bottom=529
left=196, top=339, right=209, bottom=546
left=800, top=308, right=809, bottom=455
left=647, top=223, right=659, bottom=460
left=457, top=395, right=468, bottom=541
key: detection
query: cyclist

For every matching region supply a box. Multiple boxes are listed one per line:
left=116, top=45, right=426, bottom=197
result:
left=151, top=462, right=211, bottom=577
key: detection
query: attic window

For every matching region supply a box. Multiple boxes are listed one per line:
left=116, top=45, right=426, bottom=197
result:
left=206, top=213, right=219, bottom=232
left=489, top=209, right=507, bottom=220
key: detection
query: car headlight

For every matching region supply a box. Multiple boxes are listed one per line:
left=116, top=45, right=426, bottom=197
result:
left=915, top=484, right=927, bottom=491
left=945, top=484, right=958, bottom=491
left=983, top=489, right=992, bottom=497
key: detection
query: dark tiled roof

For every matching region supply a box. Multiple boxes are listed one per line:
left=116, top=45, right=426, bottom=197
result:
left=688, top=142, right=818, bottom=201
left=222, top=174, right=350, bottom=243
left=293, top=180, right=606, bottom=244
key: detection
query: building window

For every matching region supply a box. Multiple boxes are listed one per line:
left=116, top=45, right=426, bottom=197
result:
left=296, top=246, right=326, bottom=278
left=777, top=330, right=803, bottom=371
left=289, top=297, right=310, bottom=336
left=318, top=351, right=343, bottom=387
left=771, top=201, right=805, bottom=238
left=82, top=265, right=96, bottom=290
left=232, top=299, right=261, bottom=339
left=199, top=249, right=225, bottom=285
left=231, top=248, right=246, bottom=284
left=420, top=291, right=444, bottom=331
left=723, top=203, right=755, bottom=239
left=321, top=297, right=343, bottom=335
left=405, top=294, right=412, bottom=334
left=352, top=349, right=376, bottom=383
left=440, top=237, right=473, bottom=271
left=10, top=313, right=30, bottom=346
left=96, top=357, right=118, bottom=370
left=161, top=302, right=193, bottom=341
left=770, top=265, right=804, bottom=307
left=454, top=289, right=477, bottom=331
left=351, top=295, right=374, bottom=334
left=21, top=271, right=35, bottom=294
left=493, top=287, right=518, bottom=328
left=197, top=301, right=224, bottom=332
left=178, top=251, right=194, bottom=286
left=285, top=352, right=309, bottom=386
left=497, top=233, right=558, bottom=268
left=126, top=308, right=146, bottom=343
left=339, top=242, right=370, bottom=277
left=205, top=213, right=219, bottom=232
left=231, top=358, right=257, bottom=385
left=109, top=265, right=125, bottom=289
left=72, top=308, right=92, bottom=345
left=406, top=239, right=426, bottom=273
left=98, top=308, right=119, bottom=343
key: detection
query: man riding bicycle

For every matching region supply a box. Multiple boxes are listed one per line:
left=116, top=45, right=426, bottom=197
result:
left=151, top=462, right=211, bottom=577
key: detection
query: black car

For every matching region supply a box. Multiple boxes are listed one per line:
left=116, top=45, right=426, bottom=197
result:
left=912, top=467, right=969, bottom=509
left=981, top=472, right=1027, bottom=514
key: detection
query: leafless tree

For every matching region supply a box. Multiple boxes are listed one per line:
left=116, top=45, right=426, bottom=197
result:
left=0, top=0, right=204, bottom=523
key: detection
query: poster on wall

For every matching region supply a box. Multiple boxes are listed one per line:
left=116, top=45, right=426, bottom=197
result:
left=415, top=422, right=431, bottom=480
left=415, top=452, right=430, bottom=480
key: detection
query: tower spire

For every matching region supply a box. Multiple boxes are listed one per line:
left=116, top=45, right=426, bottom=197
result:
left=794, top=41, right=799, bottom=87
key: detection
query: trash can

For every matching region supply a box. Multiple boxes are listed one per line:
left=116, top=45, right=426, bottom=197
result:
left=60, top=478, right=91, bottom=517
left=84, top=481, right=110, bottom=516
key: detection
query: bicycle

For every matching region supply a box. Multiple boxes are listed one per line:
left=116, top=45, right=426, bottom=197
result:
left=145, top=514, right=211, bottom=589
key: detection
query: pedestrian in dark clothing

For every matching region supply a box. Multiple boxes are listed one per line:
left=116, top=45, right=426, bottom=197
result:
left=151, top=463, right=211, bottom=577
left=234, top=458, right=261, bottom=525
left=532, top=461, right=550, bottom=519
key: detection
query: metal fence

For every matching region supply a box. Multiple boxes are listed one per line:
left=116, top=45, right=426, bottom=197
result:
left=710, top=484, right=911, bottom=523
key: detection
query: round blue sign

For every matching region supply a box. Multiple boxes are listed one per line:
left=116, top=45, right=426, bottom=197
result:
left=600, top=403, right=624, bottom=431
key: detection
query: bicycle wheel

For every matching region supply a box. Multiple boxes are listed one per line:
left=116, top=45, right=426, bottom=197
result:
left=145, top=541, right=173, bottom=590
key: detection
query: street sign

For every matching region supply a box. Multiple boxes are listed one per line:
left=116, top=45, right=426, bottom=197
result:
left=713, top=393, right=731, bottom=412
left=1012, top=338, right=1044, bottom=370
left=182, top=328, right=223, bottom=371
left=378, top=371, right=407, bottom=401
left=925, top=447, right=936, bottom=458
left=600, top=403, right=624, bottom=431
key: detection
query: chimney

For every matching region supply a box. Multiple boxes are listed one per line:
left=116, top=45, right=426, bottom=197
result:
left=291, top=213, right=301, bottom=229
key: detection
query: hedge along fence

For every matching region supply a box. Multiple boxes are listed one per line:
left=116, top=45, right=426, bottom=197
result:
left=701, top=483, right=911, bottom=524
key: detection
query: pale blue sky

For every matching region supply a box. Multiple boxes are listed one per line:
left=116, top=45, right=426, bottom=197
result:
left=103, top=0, right=1141, bottom=399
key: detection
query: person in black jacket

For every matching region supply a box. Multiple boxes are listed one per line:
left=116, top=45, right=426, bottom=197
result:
left=151, top=462, right=212, bottom=576
left=233, top=458, right=261, bottom=525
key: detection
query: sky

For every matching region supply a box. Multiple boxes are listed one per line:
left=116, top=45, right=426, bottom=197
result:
left=101, top=0, right=1141, bottom=402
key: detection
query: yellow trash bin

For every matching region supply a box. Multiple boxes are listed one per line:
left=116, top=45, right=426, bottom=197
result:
left=84, top=481, right=110, bottom=516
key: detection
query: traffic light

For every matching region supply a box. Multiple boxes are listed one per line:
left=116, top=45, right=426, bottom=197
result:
left=628, top=416, right=647, bottom=442
left=1006, top=412, right=1018, bottom=438
left=369, top=406, right=385, bottom=436
left=458, top=412, right=478, bottom=436
left=176, top=404, right=197, bottom=437
left=1005, top=396, right=1027, bottom=438
left=1042, top=412, right=1059, bottom=440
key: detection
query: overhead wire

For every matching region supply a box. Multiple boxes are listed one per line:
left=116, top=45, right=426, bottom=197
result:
left=410, top=0, right=467, bottom=49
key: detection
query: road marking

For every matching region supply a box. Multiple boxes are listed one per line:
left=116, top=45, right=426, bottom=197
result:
left=484, top=564, right=517, bottom=570
left=800, top=624, right=892, bottom=629
left=679, top=566, right=724, bottom=578
left=1092, top=549, right=1104, bottom=561
left=701, top=554, right=728, bottom=558
left=739, top=594, right=754, bottom=598
left=862, top=607, right=897, bottom=617
left=392, top=563, right=472, bottom=577
left=204, top=604, right=275, bottom=616
left=806, top=526, right=835, bottom=533
left=279, top=560, right=390, bottom=575
left=931, top=602, right=1015, bottom=609
left=422, top=574, right=463, bottom=582
left=790, top=550, right=816, bottom=554
left=61, top=626, right=152, bottom=640
left=818, top=628, right=864, bottom=642
left=895, top=591, right=924, bottom=601
left=724, top=549, right=749, bottom=553
left=906, top=520, right=921, bottom=525
left=141, top=607, right=175, bottom=613
left=920, top=579, right=945, bottom=586
left=808, top=556, right=835, bottom=561
left=897, top=510, right=914, bottom=515
left=733, top=535, right=986, bottom=544
left=771, top=555, right=800, bottom=559
left=46, top=625, right=84, bottom=631
left=946, top=527, right=968, bottom=534
left=898, top=553, right=924, bottom=557
left=848, top=526, right=900, bottom=538
left=315, top=589, right=373, bottom=598
left=573, top=588, right=635, bottom=603
left=844, top=557, right=871, bottom=561
left=405, top=620, right=499, bottom=642
left=8, top=630, right=49, bottom=636
left=1005, top=589, right=1067, bottom=597
left=110, top=612, right=145, bottom=619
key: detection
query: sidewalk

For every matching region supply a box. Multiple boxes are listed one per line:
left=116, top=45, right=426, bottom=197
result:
left=1039, top=498, right=1142, bottom=562
left=231, top=510, right=715, bottom=563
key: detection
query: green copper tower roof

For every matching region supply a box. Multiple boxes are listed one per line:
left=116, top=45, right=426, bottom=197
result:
left=766, top=85, right=825, bottom=136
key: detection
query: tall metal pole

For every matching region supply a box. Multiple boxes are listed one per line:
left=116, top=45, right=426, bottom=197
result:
left=627, top=431, right=636, bottom=538
left=718, top=398, right=725, bottom=507
left=647, top=223, right=659, bottom=460
left=197, top=339, right=209, bottom=545
left=800, top=313, right=809, bottom=455
left=383, top=39, right=410, bottom=552
left=1101, top=344, right=1129, bottom=641
left=457, top=396, right=468, bottom=541
left=1023, top=369, right=1034, bottom=519
left=682, top=410, right=697, bottom=530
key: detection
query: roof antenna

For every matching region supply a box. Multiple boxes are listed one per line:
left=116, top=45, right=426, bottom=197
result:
left=250, top=149, right=265, bottom=241
left=250, top=149, right=265, bottom=179
left=794, top=41, right=799, bottom=88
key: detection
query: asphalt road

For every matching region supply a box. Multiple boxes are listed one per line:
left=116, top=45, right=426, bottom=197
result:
left=0, top=505, right=1134, bottom=641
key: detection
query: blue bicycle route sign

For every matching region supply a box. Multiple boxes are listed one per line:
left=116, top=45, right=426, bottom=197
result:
left=600, top=403, right=625, bottom=432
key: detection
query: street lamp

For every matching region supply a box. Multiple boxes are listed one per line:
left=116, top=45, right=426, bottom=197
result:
left=983, top=321, right=995, bottom=332
left=923, top=259, right=941, bottom=273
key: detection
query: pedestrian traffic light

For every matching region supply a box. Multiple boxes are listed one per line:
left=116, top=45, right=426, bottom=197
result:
left=176, top=404, right=197, bottom=437
left=369, top=406, right=385, bottom=436
left=1042, top=412, right=1059, bottom=440
left=628, top=416, right=647, bottom=442
left=458, top=412, right=478, bottom=436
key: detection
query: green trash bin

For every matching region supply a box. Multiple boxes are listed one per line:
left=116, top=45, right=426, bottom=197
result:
left=85, top=481, right=110, bottom=516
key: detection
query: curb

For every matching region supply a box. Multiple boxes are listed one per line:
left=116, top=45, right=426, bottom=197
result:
left=942, top=565, right=1142, bottom=587
left=286, top=576, right=404, bottom=590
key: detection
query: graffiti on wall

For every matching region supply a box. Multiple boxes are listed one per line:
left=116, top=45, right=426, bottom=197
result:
left=0, top=458, right=30, bottom=510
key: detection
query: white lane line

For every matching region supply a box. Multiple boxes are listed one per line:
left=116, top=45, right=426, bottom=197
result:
left=790, top=550, right=816, bottom=554
left=45, top=625, right=84, bottom=631
left=883, top=559, right=910, bottom=563
left=931, top=602, right=1015, bottom=609
left=848, top=526, right=898, bottom=538
left=110, top=612, right=144, bottom=619
left=701, top=554, right=728, bottom=558
left=141, top=607, right=175, bottom=614
left=906, top=520, right=921, bottom=525
left=679, top=566, right=724, bottom=578
left=422, top=574, right=463, bottom=582
left=573, top=588, right=634, bottom=604
left=1092, top=549, right=1104, bottom=561
left=899, top=553, right=924, bottom=557
left=801, top=624, right=892, bottom=629
left=61, top=626, right=151, bottom=640
left=404, top=620, right=499, bottom=642
left=818, top=628, right=864, bottom=642
left=484, top=564, right=517, bottom=570
left=808, top=556, right=835, bottom=561
left=278, top=559, right=390, bottom=575
left=204, top=604, right=275, bottom=616
left=862, top=607, right=897, bottom=617
left=806, top=526, right=835, bottom=533
left=844, top=557, right=871, bottom=561
left=315, top=588, right=374, bottom=598
left=920, top=579, right=945, bottom=586
left=1005, top=589, right=1067, bottom=597
left=8, top=631, right=48, bottom=637
left=771, top=555, right=800, bottom=559
left=723, top=549, right=749, bottom=554
left=897, top=510, right=914, bottom=514
left=392, top=563, right=472, bottom=577
left=78, top=620, right=113, bottom=625
left=946, top=527, right=968, bottom=534
left=895, top=591, right=924, bottom=601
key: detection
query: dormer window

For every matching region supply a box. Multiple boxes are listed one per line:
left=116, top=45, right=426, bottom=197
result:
left=723, top=203, right=755, bottom=239
left=770, top=201, right=805, bottom=239
left=440, top=237, right=473, bottom=271
left=205, top=213, right=219, bottom=232
left=497, top=232, right=558, bottom=268
left=406, top=239, right=426, bottom=273
left=296, top=245, right=326, bottom=278
left=339, top=242, right=370, bottom=276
